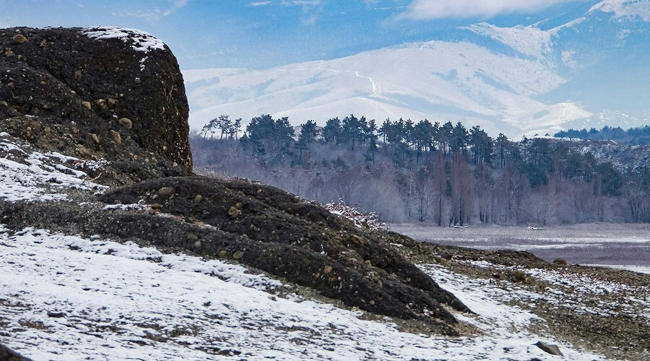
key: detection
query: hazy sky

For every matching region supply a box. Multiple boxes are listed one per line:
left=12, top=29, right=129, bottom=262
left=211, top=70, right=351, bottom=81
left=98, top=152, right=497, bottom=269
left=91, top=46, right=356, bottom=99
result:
left=0, top=0, right=597, bottom=70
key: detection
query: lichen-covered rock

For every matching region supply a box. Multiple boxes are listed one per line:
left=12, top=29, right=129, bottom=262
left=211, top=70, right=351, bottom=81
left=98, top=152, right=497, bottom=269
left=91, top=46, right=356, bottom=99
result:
left=0, top=26, right=192, bottom=172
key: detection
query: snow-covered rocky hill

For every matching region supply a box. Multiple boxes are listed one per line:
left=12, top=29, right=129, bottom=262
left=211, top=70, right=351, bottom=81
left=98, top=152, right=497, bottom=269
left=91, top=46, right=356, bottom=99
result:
left=1, top=25, right=649, bottom=361
left=185, top=0, right=650, bottom=138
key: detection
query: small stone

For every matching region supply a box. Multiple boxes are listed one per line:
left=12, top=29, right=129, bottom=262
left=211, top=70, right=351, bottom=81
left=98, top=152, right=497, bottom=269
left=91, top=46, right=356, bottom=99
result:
left=193, top=240, right=202, bottom=249
left=76, top=145, right=92, bottom=158
left=81, top=101, right=92, bottom=110
left=218, top=250, right=227, bottom=258
left=228, top=206, right=241, bottom=217
left=187, top=233, right=198, bottom=241
left=323, top=265, right=333, bottom=274
left=47, top=311, right=65, bottom=318
left=193, top=194, right=203, bottom=203
left=509, top=270, right=527, bottom=283
left=4, top=49, right=14, bottom=57
left=110, top=130, right=121, bottom=144
left=90, top=133, right=100, bottom=144
left=202, top=301, right=211, bottom=307
left=235, top=202, right=243, bottom=209
left=74, top=69, right=83, bottom=79
left=118, top=117, right=133, bottom=129
left=0, top=100, right=8, bottom=107
left=150, top=203, right=162, bottom=210
left=94, top=99, right=107, bottom=110
left=12, top=34, right=28, bottom=44
left=349, top=234, right=365, bottom=246
left=107, top=98, right=118, bottom=106
left=534, top=341, right=563, bottom=356
left=158, top=187, right=175, bottom=197
left=552, top=258, right=567, bottom=266
left=39, top=39, right=47, bottom=47
left=232, top=251, right=244, bottom=260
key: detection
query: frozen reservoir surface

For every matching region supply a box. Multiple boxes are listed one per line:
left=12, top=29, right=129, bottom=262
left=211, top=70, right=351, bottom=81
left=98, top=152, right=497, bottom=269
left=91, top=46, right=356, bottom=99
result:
left=390, top=223, right=650, bottom=274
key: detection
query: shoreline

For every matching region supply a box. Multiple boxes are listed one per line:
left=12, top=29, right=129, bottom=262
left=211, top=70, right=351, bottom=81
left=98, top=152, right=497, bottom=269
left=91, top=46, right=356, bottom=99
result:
left=390, top=222, right=650, bottom=273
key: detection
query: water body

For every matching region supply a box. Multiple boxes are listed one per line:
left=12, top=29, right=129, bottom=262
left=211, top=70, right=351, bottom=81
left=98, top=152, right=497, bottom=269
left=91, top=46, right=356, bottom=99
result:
left=390, top=223, right=650, bottom=274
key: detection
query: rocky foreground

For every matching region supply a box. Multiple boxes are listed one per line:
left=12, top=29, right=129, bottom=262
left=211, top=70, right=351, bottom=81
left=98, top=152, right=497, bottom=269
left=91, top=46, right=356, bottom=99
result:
left=0, top=26, right=648, bottom=361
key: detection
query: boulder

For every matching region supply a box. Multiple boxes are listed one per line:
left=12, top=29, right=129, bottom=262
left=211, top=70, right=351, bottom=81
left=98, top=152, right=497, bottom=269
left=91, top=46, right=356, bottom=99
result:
left=534, top=341, right=563, bottom=356
left=0, top=26, right=192, bottom=172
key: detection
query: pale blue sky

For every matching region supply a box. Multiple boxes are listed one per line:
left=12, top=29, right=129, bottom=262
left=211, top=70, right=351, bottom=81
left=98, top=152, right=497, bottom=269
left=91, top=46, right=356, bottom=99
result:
left=0, top=0, right=598, bottom=70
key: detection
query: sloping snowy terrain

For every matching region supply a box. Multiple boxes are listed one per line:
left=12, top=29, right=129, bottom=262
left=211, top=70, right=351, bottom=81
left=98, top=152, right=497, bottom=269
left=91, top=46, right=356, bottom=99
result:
left=0, top=227, right=606, bottom=361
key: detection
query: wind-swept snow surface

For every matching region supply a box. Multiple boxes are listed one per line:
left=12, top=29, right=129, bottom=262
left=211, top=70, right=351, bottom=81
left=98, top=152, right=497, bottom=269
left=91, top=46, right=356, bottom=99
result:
left=0, top=227, right=605, bottom=360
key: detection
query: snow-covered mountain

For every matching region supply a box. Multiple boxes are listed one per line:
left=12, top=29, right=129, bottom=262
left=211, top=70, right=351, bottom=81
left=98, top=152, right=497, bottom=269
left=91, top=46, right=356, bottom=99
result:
left=184, top=0, right=650, bottom=138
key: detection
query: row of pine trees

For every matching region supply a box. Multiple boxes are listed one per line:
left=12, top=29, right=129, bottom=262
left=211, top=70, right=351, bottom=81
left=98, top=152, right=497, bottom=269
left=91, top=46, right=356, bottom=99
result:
left=194, top=114, right=650, bottom=225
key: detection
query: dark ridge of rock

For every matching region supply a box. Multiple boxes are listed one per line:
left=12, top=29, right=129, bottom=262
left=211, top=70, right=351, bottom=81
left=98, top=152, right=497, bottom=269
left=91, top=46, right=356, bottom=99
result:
left=0, top=26, right=192, bottom=173
left=0, top=199, right=460, bottom=335
left=0, top=344, right=31, bottom=361
left=99, top=176, right=471, bottom=314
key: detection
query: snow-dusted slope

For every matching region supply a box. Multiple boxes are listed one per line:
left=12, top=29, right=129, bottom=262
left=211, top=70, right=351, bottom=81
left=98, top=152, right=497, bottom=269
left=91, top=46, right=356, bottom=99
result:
left=185, top=40, right=588, bottom=138
left=0, top=227, right=606, bottom=361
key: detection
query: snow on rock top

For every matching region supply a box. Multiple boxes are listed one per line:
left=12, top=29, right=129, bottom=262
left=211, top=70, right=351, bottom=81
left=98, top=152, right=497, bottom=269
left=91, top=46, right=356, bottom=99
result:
left=82, top=26, right=166, bottom=53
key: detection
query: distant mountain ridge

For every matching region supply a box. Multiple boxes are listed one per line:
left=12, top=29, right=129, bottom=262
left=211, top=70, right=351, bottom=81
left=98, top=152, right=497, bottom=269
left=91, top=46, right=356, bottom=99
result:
left=184, top=0, right=650, bottom=138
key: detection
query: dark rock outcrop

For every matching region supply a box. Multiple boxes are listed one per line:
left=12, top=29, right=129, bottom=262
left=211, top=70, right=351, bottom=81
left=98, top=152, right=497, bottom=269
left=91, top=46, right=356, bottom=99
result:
left=0, top=26, right=192, bottom=174
left=0, top=344, right=31, bottom=361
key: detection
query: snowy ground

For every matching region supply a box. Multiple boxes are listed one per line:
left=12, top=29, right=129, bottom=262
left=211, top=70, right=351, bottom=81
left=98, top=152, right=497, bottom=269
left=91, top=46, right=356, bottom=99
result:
left=0, top=226, right=605, bottom=361
left=0, top=132, right=106, bottom=202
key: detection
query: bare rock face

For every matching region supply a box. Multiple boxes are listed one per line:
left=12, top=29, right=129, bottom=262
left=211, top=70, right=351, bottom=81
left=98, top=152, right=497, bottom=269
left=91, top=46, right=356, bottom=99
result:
left=0, top=26, right=192, bottom=172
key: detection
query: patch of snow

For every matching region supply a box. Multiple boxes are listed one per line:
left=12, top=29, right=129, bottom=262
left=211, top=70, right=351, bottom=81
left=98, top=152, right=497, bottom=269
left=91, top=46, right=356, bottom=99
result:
left=0, top=136, right=106, bottom=202
left=82, top=26, right=166, bottom=53
left=103, top=200, right=150, bottom=211
left=464, top=22, right=553, bottom=60
left=0, top=228, right=605, bottom=360
left=590, top=0, right=650, bottom=22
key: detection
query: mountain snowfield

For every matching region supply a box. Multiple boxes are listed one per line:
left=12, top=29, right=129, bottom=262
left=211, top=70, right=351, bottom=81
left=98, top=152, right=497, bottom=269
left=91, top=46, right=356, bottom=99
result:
left=184, top=0, right=650, bottom=138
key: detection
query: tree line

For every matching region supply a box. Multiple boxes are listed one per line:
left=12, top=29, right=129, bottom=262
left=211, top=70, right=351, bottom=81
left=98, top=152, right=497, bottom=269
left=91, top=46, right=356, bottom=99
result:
left=555, top=125, right=650, bottom=145
left=191, top=114, right=650, bottom=225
